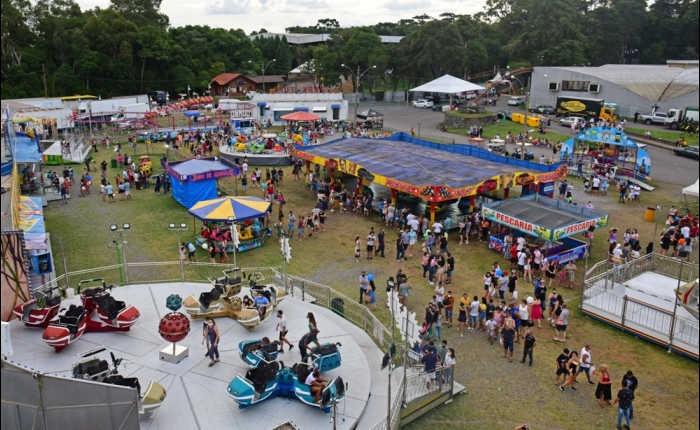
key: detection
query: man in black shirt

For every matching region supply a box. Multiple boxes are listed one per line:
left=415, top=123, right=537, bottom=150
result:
left=521, top=330, right=536, bottom=366
left=622, top=370, right=639, bottom=420
left=613, top=380, right=634, bottom=429
left=446, top=253, right=455, bottom=285
left=500, top=325, right=516, bottom=362
left=420, top=346, right=438, bottom=390
left=298, top=329, right=321, bottom=363
left=375, top=229, right=385, bottom=257
left=555, top=348, right=571, bottom=388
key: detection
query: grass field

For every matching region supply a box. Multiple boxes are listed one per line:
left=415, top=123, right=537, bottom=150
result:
left=43, top=142, right=700, bottom=430
left=625, top=126, right=699, bottom=147
left=446, top=119, right=571, bottom=144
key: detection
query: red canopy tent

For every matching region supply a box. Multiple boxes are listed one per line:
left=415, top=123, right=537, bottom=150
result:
left=280, top=111, right=321, bottom=122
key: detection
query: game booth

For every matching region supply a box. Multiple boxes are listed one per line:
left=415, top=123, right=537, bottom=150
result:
left=164, top=158, right=236, bottom=209
left=560, top=127, right=652, bottom=179
left=188, top=196, right=272, bottom=253
left=292, top=132, right=569, bottom=222
left=481, top=195, right=609, bottom=265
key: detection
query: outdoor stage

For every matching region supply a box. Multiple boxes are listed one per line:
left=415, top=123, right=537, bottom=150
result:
left=582, top=255, right=699, bottom=360
left=2, top=282, right=379, bottom=429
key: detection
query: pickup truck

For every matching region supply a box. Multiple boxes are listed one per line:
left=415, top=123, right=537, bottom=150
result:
left=640, top=112, right=668, bottom=125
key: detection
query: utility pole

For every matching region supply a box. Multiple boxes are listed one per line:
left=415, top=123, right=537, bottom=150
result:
left=42, top=64, right=48, bottom=97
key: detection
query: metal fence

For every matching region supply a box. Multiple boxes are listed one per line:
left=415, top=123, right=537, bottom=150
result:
left=368, top=378, right=405, bottom=430
left=582, top=253, right=699, bottom=359
left=403, top=366, right=454, bottom=403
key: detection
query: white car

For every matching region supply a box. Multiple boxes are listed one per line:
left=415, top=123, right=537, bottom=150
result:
left=412, top=99, right=434, bottom=108
left=559, top=116, right=582, bottom=127
left=507, top=96, right=526, bottom=106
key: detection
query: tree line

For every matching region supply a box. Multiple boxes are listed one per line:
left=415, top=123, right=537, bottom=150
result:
left=1, top=0, right=697, bottom=100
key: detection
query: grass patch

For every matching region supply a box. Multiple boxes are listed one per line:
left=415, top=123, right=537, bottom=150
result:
left=43, top=145, right=699, bottom=430
left=446, top=110, right=495, bottom=119
left=445, top=119, right=572, bottom=143
left=625, top=127, right=699, bottom=146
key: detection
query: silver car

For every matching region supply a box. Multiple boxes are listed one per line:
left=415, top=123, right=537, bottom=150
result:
left=559, top=116, right=582, bottom=127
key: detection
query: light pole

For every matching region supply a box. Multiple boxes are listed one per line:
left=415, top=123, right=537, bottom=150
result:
left=249, top=59, right=276, bottom=93
left=228, top=216, right=239, bottom=269
left=110, top=223, right=131, bottom=285
left=507, top=69, right=530, bottom=143
left=341, top=63, right=377, bottom=123
left=169, top=222, right=188, bottom=281
left=417, top=122, right=422, bottom=138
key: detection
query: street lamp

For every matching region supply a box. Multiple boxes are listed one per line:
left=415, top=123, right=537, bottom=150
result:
left=506, top=68, right=530, bottom=145
left=249, top=59, right=276, bottom=93
left=228, top=216, right=239, bottom=269
left=169, top=223, right=188, bottom=281
left=341, top=63, right=377, bottom=123
left=109, top=223, right=131, bottom=285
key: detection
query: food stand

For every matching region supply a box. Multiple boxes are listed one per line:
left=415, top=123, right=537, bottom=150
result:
left=481, top=195, right=609, bottom=265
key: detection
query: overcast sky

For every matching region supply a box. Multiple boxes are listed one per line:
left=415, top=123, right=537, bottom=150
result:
left=76, top=0, right=487, bottom=34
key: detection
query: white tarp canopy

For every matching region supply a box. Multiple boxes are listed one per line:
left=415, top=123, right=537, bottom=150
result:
left=488, top=72, right=510, bottom=85
left=409, top=74, right=485, bottom=94
left=682, top=179, right=699, bottom=197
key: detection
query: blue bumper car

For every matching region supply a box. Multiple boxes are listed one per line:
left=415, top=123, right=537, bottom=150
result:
left=291, top=362, right=346, bottom=412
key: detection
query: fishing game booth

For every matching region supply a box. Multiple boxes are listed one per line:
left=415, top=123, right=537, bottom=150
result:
left=481, top=195, right=609, bottom=265
left=560, top=127, right=652, bottom=179
left=292, top=132, right=568, bottom=222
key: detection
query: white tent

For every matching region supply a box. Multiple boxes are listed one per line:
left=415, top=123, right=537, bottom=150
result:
left=409, top=74, right=485, bottom=94
left=488, top=72, right=510, bottom=85
left=682, top=179, right=699, bottom=197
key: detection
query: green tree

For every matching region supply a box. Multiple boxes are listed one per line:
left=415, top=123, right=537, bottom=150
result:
left=136, top=25, right=169, bottom=92
left=407, top=20, right=467, bottom=78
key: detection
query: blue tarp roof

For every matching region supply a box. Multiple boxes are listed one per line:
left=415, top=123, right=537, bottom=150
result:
left=169, top=159, right=231, bottom=176
left=10, top=133, right=42, bottom=163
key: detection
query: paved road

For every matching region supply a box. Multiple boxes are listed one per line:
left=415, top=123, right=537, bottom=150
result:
left=375, top=104, right=698, bottom=186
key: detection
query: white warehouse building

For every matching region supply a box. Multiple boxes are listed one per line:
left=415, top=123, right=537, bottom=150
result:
left=250, top=93, right=349, bottom=125
left=530, top=62, right=699, bottom=118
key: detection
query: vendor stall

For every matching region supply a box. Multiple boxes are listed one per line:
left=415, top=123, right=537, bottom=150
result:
left=164, top=158, right=236, bottom=209
left=560, top=127, right=652, bottom=178
left=356, top=108, right=384, bottom=129
left=481, top=195, right=609, bottom=265
left=188, top=196, right=272, bottom=254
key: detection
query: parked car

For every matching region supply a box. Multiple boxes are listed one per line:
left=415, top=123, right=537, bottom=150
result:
left=432, top=103, right=450, bottom=111
left=508, top=96, right=526, bottom=106
left=674, top=146, right=699, bottom=160
left=530, top=105, right=555, bottom=114
left=640, top=112, right=668, bottom=125
left=497, top=110, right=514, bottom=120
left=559, top=116, right=582, bottom=127
left=412, top=99, right=434, bottom=108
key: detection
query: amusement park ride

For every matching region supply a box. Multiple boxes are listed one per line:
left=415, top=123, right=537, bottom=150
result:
left=182, top=269, right=286, bottom=329
left=12, top=279, right=141, bottom=352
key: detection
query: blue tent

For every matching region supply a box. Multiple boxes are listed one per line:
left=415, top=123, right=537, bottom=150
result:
left=165, top=159, right=235, bottom=209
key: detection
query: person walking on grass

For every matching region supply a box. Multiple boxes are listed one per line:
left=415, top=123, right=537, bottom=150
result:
left=613, top=380, right=634, bottom=430
left=521, top=329, right=536, bottom=366
left=561, top=351, right=581, bottom=391
left=458, top=293, right=469, bottom=337
left=554, top=303, right=570, bottom=343
left=555, top=348, right=571, bottom=389
left=500, top=319, right=516, bottom=362
left=359, top=271, right=369, bottom=304
left=596, top=364, right=614, bottom=407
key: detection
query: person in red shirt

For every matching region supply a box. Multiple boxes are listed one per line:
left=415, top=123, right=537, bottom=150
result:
left=509, top=244, right=519, bottom=271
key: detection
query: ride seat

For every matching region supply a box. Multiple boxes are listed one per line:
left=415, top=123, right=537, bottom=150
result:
left=199, top=285, right=224, bottom=309
left=260, top=342, right=279, bottom=354
left=98, top=295, right=124, bottom=320
left=293, top=363, right=310, bottom=384
left=315, top=344, right=337, bottom=356
left=245, top=361, right=279, bottom=394
left=74, top=359, right=109, bottom=378
left=46, top=295, right=61, bottom=307
left=104, top=375, right=142, bottom=395
left=241, top=341, right=261, bottom=357
left=83, top=287, right=102, bottom=297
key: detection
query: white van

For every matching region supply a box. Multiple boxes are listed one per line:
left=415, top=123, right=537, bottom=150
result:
left=508, top=96, right=526, bottom=106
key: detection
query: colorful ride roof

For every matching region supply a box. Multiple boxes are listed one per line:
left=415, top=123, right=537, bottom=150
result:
left=294, top=135, right=567, bottom=201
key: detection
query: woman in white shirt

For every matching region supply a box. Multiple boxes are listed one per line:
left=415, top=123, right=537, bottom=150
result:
left=443, top=348, right=456, bottom=384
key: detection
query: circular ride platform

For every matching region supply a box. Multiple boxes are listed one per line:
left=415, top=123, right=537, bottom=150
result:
left=5, top=282, right=372, bottom=429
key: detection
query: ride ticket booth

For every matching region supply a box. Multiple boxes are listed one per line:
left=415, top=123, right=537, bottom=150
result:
left=481, top=195, right=609, bottom=265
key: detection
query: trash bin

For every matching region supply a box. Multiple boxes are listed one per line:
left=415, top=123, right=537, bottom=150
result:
left=331, top=298, right=344, bottom=316
left=644, top=207, right=656, bottom=222
left=110, top=158, right=117, bottom=168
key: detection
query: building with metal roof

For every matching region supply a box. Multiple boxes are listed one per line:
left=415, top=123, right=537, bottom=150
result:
left=250, top=32, right=403, bottom=45
left=530, top=62, right=699, bottom=117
